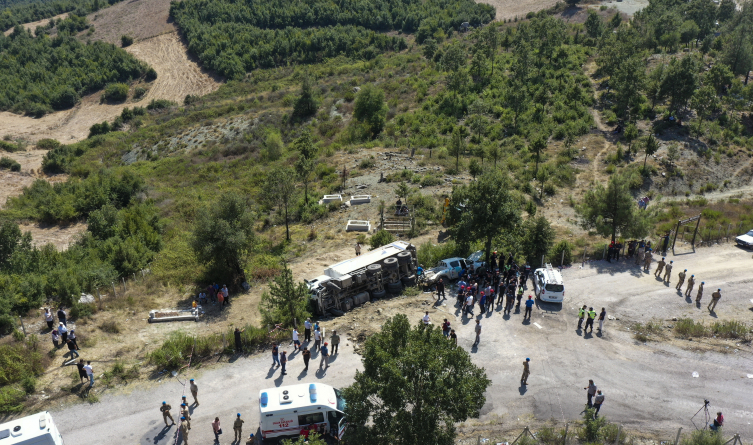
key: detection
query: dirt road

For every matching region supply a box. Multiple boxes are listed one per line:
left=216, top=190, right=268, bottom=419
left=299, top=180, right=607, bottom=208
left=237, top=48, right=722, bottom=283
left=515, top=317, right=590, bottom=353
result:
left=47, top=243, right=753, bottom=443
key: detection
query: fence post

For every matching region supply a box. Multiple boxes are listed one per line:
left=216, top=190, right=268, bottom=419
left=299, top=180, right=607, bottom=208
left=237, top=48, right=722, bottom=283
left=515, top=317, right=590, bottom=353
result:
left=97, top=289, right=103, bottom=310
left=19, top=316, right=26, bottom=336
left=561, top=249, right=565, bottom=266
left=122, top=277, right=127, bottom=293
left=112, top=282, right=117, bottom=298
left=674, top=427, right=682, bottom=445
left=563, top=423, right=569, bottom=445
left=582, top=248, right=586, bottom=266
left=615, top=425, right=621, bottom=445
left=541, top=255, right=545, bottom=267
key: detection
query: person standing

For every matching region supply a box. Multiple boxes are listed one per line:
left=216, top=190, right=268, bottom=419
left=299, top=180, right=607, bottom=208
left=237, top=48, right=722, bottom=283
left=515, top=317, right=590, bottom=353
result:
left=51, top=330, right=60, bottom=348
left=695, top=282, right=705, bottom=304
left=291, top=328, right=301, bottom=351
left=521, top=358, right=530, bottom=385
left=57, top=307, right=67, bottom=327
left=355, top=242, right=362, bottom=256
left=180, top=417, right=190, bottom=445
left=663, top=261, right=673, bottom=283
left=271, top=343, right=280, bottom=367
left=585, top=307, right=596, bottom=333
left=524, top=295, right=534, bottom=319
left=234, top=327, right=245, bottom=353
left=59, top=322, right=68, bottom=343
left=473, top=320, right=482, bottom=346
left=422, top=311, right=431, bottom=325
left=654, top=257, right=666, bottom=277
left=69, top=330, right=79, bottom=350
left=75, top=359, right=87, bottom=383
left=181, top=403, right=191, bottom=429
left=313, top=327, right=322, bottom=351
left=676, top=269, right=687, bottom=291
left=330, top=330, right=340, bottom=355
left=598, top=308, right=606, bottom=332
left=222, top=285, right=229, bottom=305
left=84, top=361, right=94, bottom=388
left=161, top=401, right=175, bottom=426
left=593, top=390, right=605, bottom=418
left=319, top=342, right=329, bottom=370
left=584, top=380, right=597, bottom=407
left=211, top=417, right=221, bottom=441
left=217, top=291, right=224, bottom=310
left=708, top=289, right=722, bottom=312
left=280, top=351, right=287, bottom=375
left=643, top=249, right=653, bottom=272
left=65, top=339, right=79, bottom=359
left=436, top=278, right=445, bottom=301
left=43, top=308, right=54, bottom=330
left=635, top=242, right=645, bottom=265
left=304, top=318, right=312, bottom=342
left=450, top=329, right=457, bottom=346
left=441, top=319, right=451, bottom=337
left=577, top=305, right=587, bottom=330
left=190, top=379, right=199, bottom=405
left=465, top=294, right=474, bottom=317
left=684, top=274, right=696, bottom=297
left=301, top=347, right=311, bottom=371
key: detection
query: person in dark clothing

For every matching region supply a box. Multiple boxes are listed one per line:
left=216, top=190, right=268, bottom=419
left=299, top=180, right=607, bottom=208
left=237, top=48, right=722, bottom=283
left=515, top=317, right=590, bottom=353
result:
left=614, top=242, right=622, bottom=260
left=301, top=347, right=311, bottom=371
left=57, top=308, right=67, bottom=326
left=76, top=359, right=87, bottom=383
left=234, top=327, right=244, bottom=353
left=65, top=339, right=79, bottom=359
left=436, top=279, right=445, bottom=301
left=662, top=233, right=670, bottom=255
left=490, top=252, right=497, bottom=272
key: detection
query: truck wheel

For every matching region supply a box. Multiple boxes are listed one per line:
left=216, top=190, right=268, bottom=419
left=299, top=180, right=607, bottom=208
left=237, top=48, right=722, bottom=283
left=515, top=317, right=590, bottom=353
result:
left=401, top=274, right=416, bottom=287
left=328, top=309, right=345, bottom=317
left=397, top=251, right=412, bottom=264
left=366, top=264, right=382, bottom=275
left=387, top=281, right=403, bottom=294
left=383, top=257, right=399, bottom=270
left=371, top=289, right=387, bottom=299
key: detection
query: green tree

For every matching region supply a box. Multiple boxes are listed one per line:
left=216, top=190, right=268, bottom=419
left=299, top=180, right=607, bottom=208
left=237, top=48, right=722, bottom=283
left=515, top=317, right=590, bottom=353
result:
left=395, top=181, right=411, bottom=203
left=191, top=193, right=255, bottom=281
left=679, top=20, right=699, bottom=47
left=577, top=174, right=651, bottom=242
left=343, top=314, right=491, bottom=445
left=529, top=134, right=547, bottom=179
left=293, top=76, right=318, bottom=119
left=468, top=158, right=482, bottom=179
left=717, top=0, right=736, bottom=23
left=585, top=10, right=603, bottom=39
left=612, top=55, right=646, bottom=119
left=623, top=123, right=638, bottom=156
left=446, top=171, right=521, bottom=263
left=0, top=221, right=27, bottom=270
left=486, top=143, right=501, bottom=168
left=264, top=166, right=297, bottom=241
left=690, top=85, right=719, bottom=135
left=722, top=26, right=753, bottom=81
left=369, top=229, right=395, bottom=249
left=259, top=260, right=311, bottom=328
left=646, top=63, right=666, bottom=111
left=423, top=38, right=438, bottom=60
left=293, top=131, right=316, bottom=204
left=448, top=127, right=466, bottom=171
left=354, top=85, right=388, bottom=137
left=482, top=25, right=499, bottom=77
left=282, top=432, right=327, bottom=445
left=643, top=134, right=659, bottom=171
left=705, top=64, right=734, bottom=95
left=661, top=56, right=698, bottom=113
left=522, top=216, right=555, bottom=268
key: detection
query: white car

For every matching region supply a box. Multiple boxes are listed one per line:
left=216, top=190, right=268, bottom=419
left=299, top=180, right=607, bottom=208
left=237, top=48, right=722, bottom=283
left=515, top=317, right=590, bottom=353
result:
left=423, top=251, right=486, bottom=285
left=735, top=229, right=753, bottom=249
left=532, top=263, right=565, bottom=303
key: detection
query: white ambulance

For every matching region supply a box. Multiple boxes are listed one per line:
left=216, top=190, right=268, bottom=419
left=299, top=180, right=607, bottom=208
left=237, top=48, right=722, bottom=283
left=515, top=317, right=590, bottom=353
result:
left=258, top=383, right=346, bottom=442
left=0, top=412, right=64, bottom=445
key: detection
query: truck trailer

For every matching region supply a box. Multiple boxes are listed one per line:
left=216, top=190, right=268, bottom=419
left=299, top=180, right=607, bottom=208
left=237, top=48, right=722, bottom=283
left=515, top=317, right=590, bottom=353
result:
left=305, top=240, right=418, bottom=315
left=0, top=412, right=64, bottom=445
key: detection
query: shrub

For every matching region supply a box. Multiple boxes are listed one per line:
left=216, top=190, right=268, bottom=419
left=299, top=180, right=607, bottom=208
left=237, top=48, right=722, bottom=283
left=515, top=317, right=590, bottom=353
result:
left=99, top=320, right=121, bottom=334
left=145, top=67, right=158, bottom=81
left=120, top=35, right=134, bottom=47
left=103, top=83, right=129, bottom=102
left=417, top=240, right=460, bottom=268
left=0, top=386, right=25, bottom=413
left=359, top=157, right=375, bottom=169
left=21, top=375, right=36, bottom=394
left=0, top=140, right=22, bottom=152
left=550, top=240, right=573, bottom=266
left=70, top=303, right=96, bottom=320
left=633, top=319, right=663, bottom=341
left=369, top=230, right=395, bottom=249
left=0, top=157, right=21, bottom=172
left=674, top=318, right=707, bottom=338
left=147, top=99, right=174, bottom=110
left=681, top=430, right=724, bottom=445
left=133, top=87, right=147, bottom=99
left=36, top=139, right=61, bottom=150
left=710, top=320, right=750, bottom=340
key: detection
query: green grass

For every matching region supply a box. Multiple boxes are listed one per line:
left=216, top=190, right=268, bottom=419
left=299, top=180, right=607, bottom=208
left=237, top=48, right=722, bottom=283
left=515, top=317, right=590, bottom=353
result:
left=674, top=318, right=708, bottom=338
left=632, top=319, right=663, bottom=342
left=674, top=319, right=751, bottom=341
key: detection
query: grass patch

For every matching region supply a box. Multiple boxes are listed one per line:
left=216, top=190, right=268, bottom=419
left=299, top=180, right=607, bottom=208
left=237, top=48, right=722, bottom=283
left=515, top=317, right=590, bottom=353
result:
left=675, top=318, right=708, bottom=338
left=675, top=319, right=751, bottom=341
left=99, top=320, right=122, bottom=334
left=632, top=319, right=663, bottom=342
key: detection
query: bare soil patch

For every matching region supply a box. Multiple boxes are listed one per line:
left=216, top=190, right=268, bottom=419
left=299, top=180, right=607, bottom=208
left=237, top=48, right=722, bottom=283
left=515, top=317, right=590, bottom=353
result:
left=85, top=0, right=174, bottom=44
left=479, top=0, right=560, bottom=20
left=17, top=222, right=87, bottom=250
left=3, top=12, right=69, bottom=36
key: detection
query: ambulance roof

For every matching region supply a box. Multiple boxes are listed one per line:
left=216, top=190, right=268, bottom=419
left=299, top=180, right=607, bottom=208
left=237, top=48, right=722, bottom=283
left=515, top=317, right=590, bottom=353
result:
left=259, top=383, right=338, bottom=414
left=0, top=411, right=57, bottom=444
left=324, top=240, right=411, bottom=278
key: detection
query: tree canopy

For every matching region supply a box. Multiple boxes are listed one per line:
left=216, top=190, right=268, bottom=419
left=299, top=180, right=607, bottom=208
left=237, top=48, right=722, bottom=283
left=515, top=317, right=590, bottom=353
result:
left=259, top=260, right=310, bottom=328
left=343, top=314, right=491, bottom=445
left=577, top=174, right=651, bottom=242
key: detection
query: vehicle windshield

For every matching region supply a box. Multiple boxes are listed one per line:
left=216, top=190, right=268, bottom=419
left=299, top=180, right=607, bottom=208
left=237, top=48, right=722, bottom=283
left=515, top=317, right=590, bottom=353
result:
left=467, top=251, right=484, bottom=262
left=747, top=230, right=753, bottom=236
left=449, top=261, right=459, bottom=268
left=334, top=388, right=346, bottom=412
left=545, top=284, right=564, bottom=292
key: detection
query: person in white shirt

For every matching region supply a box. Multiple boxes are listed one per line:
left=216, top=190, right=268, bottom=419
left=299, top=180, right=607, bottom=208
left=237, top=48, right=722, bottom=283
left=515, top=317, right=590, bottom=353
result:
left=422, top=312, right=430, bottom=324
left=465, top=295, right=474, bottom=316
left=292, top=329, right=300, bottom=351
left=314, top=328, right=322, bottom=351
left=222, top=285, right=229, bottom=304
left=83, top=361, right=94, bottom=387
left=43, top=308, right=54, bottom=330
left=58, top=323, right=68, bottom=342
left=304, top=319, right=312, bottom=342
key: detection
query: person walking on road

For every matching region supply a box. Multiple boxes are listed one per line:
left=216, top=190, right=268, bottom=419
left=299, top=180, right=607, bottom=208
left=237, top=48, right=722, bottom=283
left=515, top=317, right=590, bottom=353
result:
left=584, top=380, right=597, bottom=407
left=695, top=282, right=705, bottom=304
left=593, top=390, right=605, bottom=418
left=355, top=242, right=362, bottom=256
left=521, top=358, right=530, bottom=385
left=598, top=308, right=606, bottom=332
left=180, top=417, right=190, bottom=445
left=271, top=343, right=280, bottom=367
left=684, top=274, right=696, bottom=297
left=585, top=307, right=596, bottom=333
left=314, top=327, right=322, bottom=351
left=465, top=294, right=474, bottom=317
left=708, top=289, right=722, bottom=312
left=676, top=270, right=687, bottom=291
left=280, top=351, right=287, bottom=375
left=160, top=401, right=175, bottom=426
left=292, top=328, right=300, bottom=351
left=473, top=320, right=482, bottom=346
left=233, top=413, right=244, bottom=442
left=330, top=330, right=340, bottom=354
left=211, top=417, right=221, bottom=442
left=654, top=257, right=666, bottom=277
left=65, top=339, right=79, bottom=360
left=436, top=278, right=445, bottom=301
left=190, top=379, right=199, bottom=405
left=524, top=295, right=534, bottom=319
left=319, top=342, right=329, bottom=370
left=304, top=319, right=312, bottom=342
left=301, top=347, right=311, bottom=371
left=180, top=403, right=191, bottom=429
left=663, top=261, right=673, bottom=283
left=577, top=305, right=587, bottom=330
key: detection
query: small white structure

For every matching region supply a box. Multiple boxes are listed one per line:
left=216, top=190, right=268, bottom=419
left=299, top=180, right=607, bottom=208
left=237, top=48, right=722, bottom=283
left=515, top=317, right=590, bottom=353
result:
left=148, top=308, right=199, bottom=323
left=349, top=195, right=371, bottom=205
left=346, top=220, right=371, bottom=232
left=0, top=411, right=64, bottom=445
left=322, top=194, right=342, bottom=203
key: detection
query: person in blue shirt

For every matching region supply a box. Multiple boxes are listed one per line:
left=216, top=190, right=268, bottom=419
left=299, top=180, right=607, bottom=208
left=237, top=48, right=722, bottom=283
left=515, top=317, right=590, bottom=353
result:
left=524, top=295, right=534, bottom=319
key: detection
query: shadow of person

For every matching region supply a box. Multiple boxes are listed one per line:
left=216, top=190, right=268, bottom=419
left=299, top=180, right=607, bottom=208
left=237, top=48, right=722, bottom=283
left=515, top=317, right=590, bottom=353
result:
left=152, top=424, right=172, bottom=444
left=685, top=295, right=693, bottom=304
left=522, top=318, right=531, bottom=325
left=265, top=366, right=277, bottom=379
left=584, top=331, right=593, bottom=339
left=470, top=343, right=478, bottom=353
left=503, top=313, right=511, bottom=321
left=297, top=368, right=308, bottom=380
left=519, top=383, right=527, bottom=395
left=708, top=310, right=718, bottom=318
left=274, top=372, right=285, bottom=387
left=315, top=368, right=327, bottom=379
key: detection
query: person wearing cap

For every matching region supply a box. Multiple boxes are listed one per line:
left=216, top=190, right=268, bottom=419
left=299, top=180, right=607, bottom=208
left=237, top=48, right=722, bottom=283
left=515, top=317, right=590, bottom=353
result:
left=695, top=281, right=705, bottom=304
left=160, top=401, right=175, bottom=426
left=708, top=288, right=722, bottom=312
left=319, top=342, right=329, bottom=370
left=233, top=413, right=245, bottom=442
left=304, top=318, right=312, bottom=342
left=684, top=274, right=696, bottom=298
left=190, top=378, right=199, bottom=405
left=676, top=269, right=687, bottom=291
left=180, top=416, right=190, bottom=444
left=521, top=358, right=530, bottom=385
left=524, top=295, right=534, bottom=319
left=654, top=257, right=666, bottom=277
left=180, top=403, right=191, bottom=429
left=663, top=260, right=673, bottom=283
left=245, top=433, right=255, bottom=444
left=643, top=248, right=653, bottom=272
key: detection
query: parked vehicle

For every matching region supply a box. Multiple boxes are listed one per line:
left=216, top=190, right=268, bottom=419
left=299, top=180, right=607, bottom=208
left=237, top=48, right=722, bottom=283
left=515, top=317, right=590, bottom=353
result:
left=735, top=229, right=753, bottom=248
left=422, top=251, right=486, bottom=285
left=305, top=241, right=418, bottom=315
left=0, top=411, right=64, bottom=445
left=258, top=383, right=346, bottom=442
left=532, top=263, right=565, bottom=303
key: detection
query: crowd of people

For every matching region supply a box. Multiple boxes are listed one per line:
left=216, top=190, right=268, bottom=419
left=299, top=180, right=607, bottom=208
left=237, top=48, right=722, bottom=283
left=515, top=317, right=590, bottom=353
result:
left=197, top=283, right=231, bottom=310
left=42, top=307, right=96, bottom=388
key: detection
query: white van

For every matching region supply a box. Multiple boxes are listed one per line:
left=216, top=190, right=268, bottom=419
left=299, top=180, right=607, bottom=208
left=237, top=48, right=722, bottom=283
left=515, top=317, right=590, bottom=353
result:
left=533, top=263, right=565, bottom=303
left=259, top=383, right=346, bottom=442
left=0, top=412, right=64, bottom=445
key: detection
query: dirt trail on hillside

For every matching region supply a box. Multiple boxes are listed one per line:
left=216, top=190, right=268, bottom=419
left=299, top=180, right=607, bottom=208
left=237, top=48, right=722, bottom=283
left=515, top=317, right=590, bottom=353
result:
left=3, top=12, right=69, bottom=35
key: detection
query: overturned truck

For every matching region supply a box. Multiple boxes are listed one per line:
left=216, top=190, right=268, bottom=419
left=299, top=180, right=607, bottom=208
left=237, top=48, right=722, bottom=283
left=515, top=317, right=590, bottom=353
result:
left=305, top=241, right=418, bottom=315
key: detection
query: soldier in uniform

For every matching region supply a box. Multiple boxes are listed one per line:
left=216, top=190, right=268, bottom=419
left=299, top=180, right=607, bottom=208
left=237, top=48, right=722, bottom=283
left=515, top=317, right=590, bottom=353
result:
left=663, top=261, right=673, bottom=283
left=708, top=289, right=722, bottom=312
left=180, top=417, right=189, bottom=444
left=695, top=282, right=704, bottom=304
left=233, top=413, right=245, bottom=442
left=643, top=249, right=653, bottom=272
left=521, top=358, right=530, bottom=385
left=180, top=403, right=191, bottom=429
left=654, top=257, right=666, bottom=277
left=635, top=242, right=645, bottom=265
left=245, top=434, right=256, bottom=445
left=684, top=274, right=696, bottom=298
left=189, top=379, right=199, bottom=405
left=675, top=269, right=687, bottom=291
left=160, top=401, right=175, bottom=426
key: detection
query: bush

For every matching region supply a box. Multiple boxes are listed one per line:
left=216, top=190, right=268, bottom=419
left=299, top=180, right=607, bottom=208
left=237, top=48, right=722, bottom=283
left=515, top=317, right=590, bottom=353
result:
left=710, top=320, right=750, bottom=340
left=369, top=229, right=395, bottom=249
left=417, top=240, right=460, bottom=268
left=99, top=320, right=121, bottom=334
left=147, top=99, right=174, bottom=110
left=36, top=139, right=61, bottom=150
left=70, top=303, right=96, bottom=320
left=21, top=375, right=36, bottom=394
left=103, top=83, right=129, bottom=102
left=675, top=318, right=707, bottom=338
left=551, top=240, right=573, bottom=266
left=0, top=140, right=22, bottom=152
left=0, top=386, right=25, bottom=413
left=681, top=430, right=724, bottom=445
left=0, top=157, right=21, bottom=172
left=120, top=35, right=134, bottom=47
left=133, top=87, right=147, bottom=99
left=145, top=67, right=158, bottom=81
